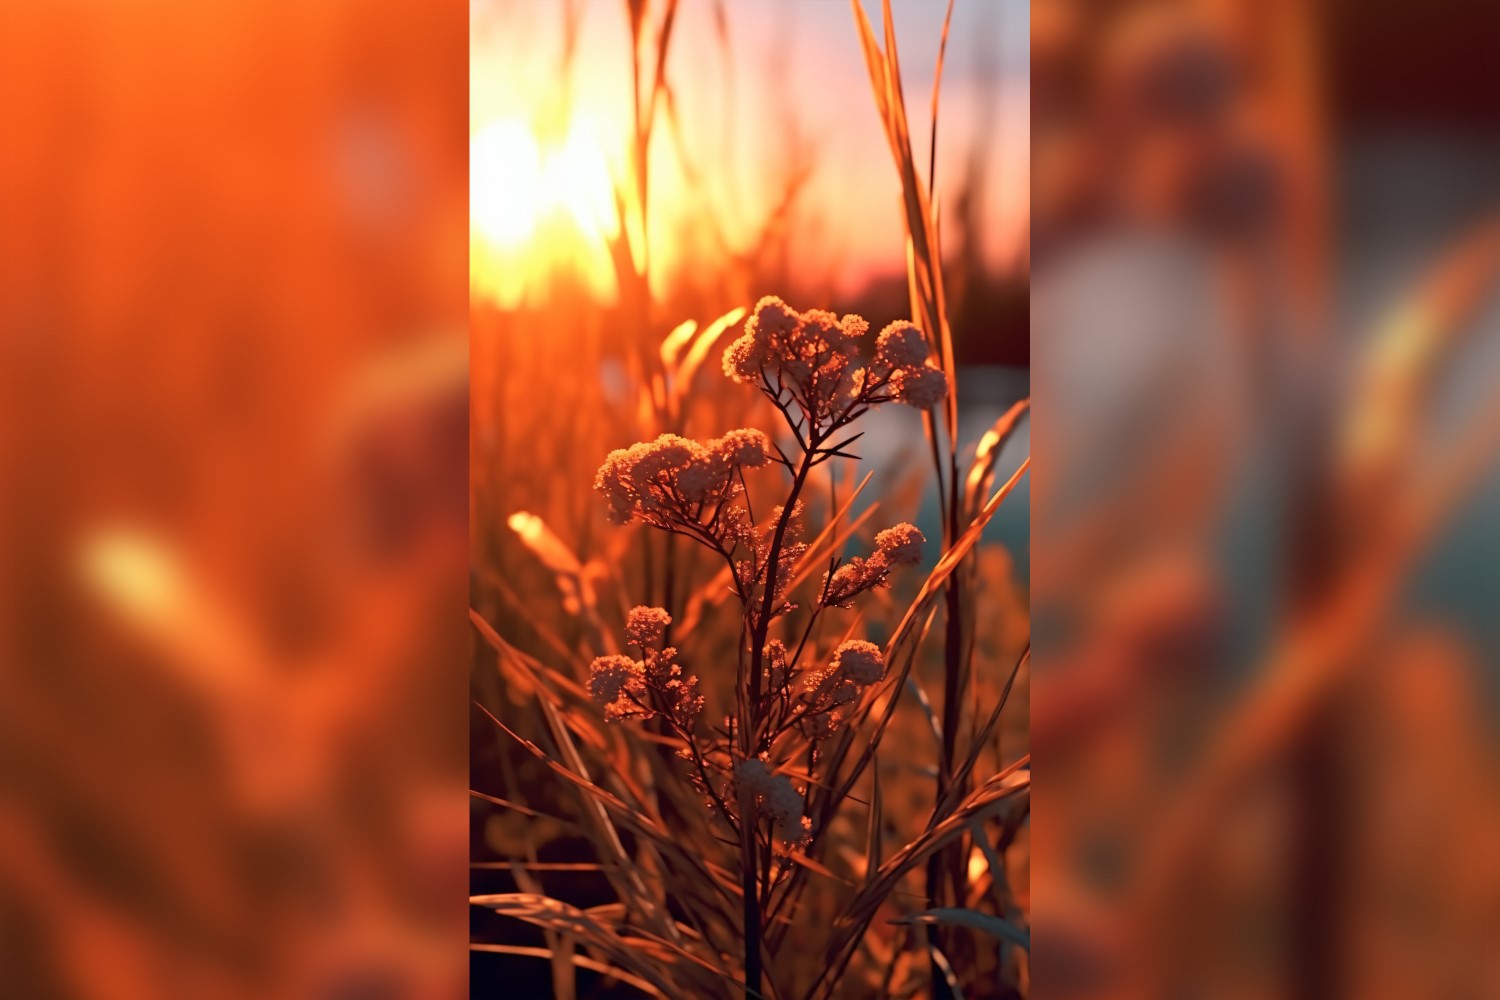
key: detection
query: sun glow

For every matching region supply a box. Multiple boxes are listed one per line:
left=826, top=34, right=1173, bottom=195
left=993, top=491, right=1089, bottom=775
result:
left=470, top=120, right=543, bottom=249
left=470, top=115, right=621, bottom=306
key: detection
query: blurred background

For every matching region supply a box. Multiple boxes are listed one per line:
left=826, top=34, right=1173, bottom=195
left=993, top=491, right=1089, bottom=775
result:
left=4, top=0, right=1498, bottom=995
left=1, top=2, right=469, bottom=997
left=1032, top=0, right=1500, bottom=997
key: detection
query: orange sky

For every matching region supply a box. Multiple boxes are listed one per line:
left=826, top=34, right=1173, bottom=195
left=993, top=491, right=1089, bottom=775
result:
left=469, top=0, right=1029, bottom=306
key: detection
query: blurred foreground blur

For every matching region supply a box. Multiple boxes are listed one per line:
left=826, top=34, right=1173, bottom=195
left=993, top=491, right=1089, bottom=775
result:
left=5, top=0, right=1500, bottom=995
left=1033, top=1, right=1500, bottom=997
left=0, top=3, right=468, bottom=998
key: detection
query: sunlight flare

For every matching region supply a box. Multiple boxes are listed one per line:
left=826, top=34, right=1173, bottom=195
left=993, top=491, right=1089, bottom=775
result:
left=470, top=115, right=620, bottom=307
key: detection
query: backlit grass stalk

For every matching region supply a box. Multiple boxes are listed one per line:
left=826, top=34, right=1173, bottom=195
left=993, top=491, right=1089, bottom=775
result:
left=848, top=0, right=983, bottom=988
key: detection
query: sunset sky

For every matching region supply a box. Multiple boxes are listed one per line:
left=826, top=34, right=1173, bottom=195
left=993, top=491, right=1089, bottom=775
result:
left=470, top=0, right=1029, bottom=305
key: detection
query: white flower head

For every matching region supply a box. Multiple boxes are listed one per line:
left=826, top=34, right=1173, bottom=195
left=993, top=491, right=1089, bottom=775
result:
left=723, top=332, right=763, bottom=382
left=874, top=522, right=925, bottom=566
left=675, top=457, right=721, bottom=501
left=822, top=559, right=866, bottom=606
left=893, top=364, right=949, bottom=408
left=831, top=639, right=884, bottom=686
left=798, top=308, right=842, bottom=350
left=587, top=655, right=645, bottom=720
left=836, top=313, right=871, bottom=352
left=714, top=428, right=771, bottom=468
left=875, top=321, right=929, bottom=368
left=750, top=295, right=799, bottom=338
left=633, top=434, right=699, bottom=481
left=735, top=758, right=809, bottom=844
left=595, top=448, right=637, bottom=524
left=625, top=606, right=671, bottom=647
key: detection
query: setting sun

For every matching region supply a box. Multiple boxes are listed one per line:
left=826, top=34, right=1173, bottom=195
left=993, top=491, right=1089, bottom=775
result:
left=470, top=119, right=542, bottom=249
left=470, top=115, right=620, bottom=307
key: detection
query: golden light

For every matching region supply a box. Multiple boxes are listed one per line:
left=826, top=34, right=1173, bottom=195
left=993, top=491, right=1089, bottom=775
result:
left=80, top=529, right=188, bottom=629
left=969, top=845, right=990, bottom=885
left=544, top=116, right=618, bottom=243
left=77, top=527, right=262, bottom=692
left=470, top=115, right=621, bottom=307
left=470, top=119, right=543, bottom=249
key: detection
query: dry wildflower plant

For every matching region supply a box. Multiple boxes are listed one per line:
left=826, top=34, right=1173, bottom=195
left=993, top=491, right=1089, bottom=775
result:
left=591, top=297, right=951, bottom=951
left=474, top=296, right=1030, bottom=999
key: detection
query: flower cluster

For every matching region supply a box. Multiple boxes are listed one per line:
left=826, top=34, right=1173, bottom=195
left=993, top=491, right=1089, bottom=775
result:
left=585, top=296, right=949, bottom=864
left=723, top=296, right=949, bottom=432
left=830, top=639, right=884, bottom=685
left=586, top=655, right=645, bottom=721
left=797, top=639, right=887, bottom=745
left=595, top=429, right=772, bottom=528
left=622, top=606, right=667, bottom=645
left=734, top=758, right=810, bottom=844
left=874, top=523, right=925, bottom=565
left=762, top=639, right=789, bottom=693
left=737, top=501, right=809, bottom=627
left=820, top=522, right=927, bottom=607
left=587, top=607, right=703, bottom=726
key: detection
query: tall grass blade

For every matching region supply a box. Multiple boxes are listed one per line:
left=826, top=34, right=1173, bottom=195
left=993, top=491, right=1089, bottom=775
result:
left=895, top=908, right=1031, bottom=952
